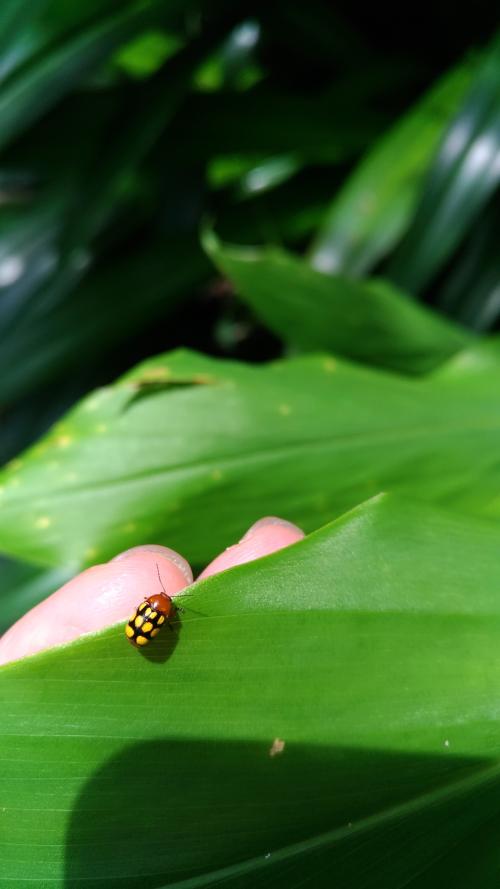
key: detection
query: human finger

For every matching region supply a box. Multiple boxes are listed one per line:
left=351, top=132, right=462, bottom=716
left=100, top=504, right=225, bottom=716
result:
left=0, top=545, right=192, bottom=665
left=198, top=516, right=304, bottom=580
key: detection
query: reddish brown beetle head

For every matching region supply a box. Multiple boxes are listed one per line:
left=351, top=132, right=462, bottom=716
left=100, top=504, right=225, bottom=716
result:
left=146, top=592, right=175, bottom=617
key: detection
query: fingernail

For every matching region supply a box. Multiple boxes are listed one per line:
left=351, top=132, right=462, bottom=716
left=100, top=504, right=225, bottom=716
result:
left=241, top=516, right=304, bottom=542
left=111, top=544, right=193, bottom=583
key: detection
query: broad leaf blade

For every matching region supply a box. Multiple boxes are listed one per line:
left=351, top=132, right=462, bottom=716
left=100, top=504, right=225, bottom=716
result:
left=205, top=232, right=470, bottom=374
left=2, top=496, right=500, bottom=885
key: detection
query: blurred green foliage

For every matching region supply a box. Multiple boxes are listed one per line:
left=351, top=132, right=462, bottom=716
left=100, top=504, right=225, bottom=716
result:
left=0, top=1, right=498, bottom=466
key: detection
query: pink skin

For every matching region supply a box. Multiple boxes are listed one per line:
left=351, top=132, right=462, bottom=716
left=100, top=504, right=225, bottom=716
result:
left=0, top=516, right=304, bottom=666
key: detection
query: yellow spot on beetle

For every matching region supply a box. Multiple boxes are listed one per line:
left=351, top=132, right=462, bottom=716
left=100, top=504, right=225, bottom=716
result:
left=144, top=607, right=151, bottom=617
left=35, top=516, right=51, bottom=529
left=158, top=615, right=165, bottom=625
left=134, top=616, right=144, bottom=628
left=151, top=628, right=160, bottom=637
left=278, top=403, right=292, bottom=416
left=149, top=611, right=157, bottom=620
left=138, top=603, right=147, bottom=613
left=136, top=635, right=149, bottom=646
left=125, top=625, right=134, bottom=638
left=142, top=621, right=153, bottom=633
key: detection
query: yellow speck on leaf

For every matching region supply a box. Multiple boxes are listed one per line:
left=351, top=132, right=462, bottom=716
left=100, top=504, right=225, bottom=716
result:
left=323, top=357, right=336, bottom=373
left=95, top=423, right=108, bottom=434
left=138, top=366, right=171, bottom=383
left=56, top=435, right=73, bottom=449
left=211, top=469, right=223, bottom=481
left=123, top=522, right=137, bottom=533
left=35, top=516, right=51, bottom=529
left=85, top=390, right=109, bottom=411
left=278, top=403, right=292, bottom=416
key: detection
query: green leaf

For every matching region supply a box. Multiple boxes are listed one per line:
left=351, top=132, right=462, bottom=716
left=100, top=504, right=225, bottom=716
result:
left=3, top=495, right=500, bottom=886
left=435, top=196, right=500, bottom=330
left=1, top=346, right=500, bottom=569
left=0, top=556, right=71, bottom=633
left=389, top=36, right=500, bottom=295
left=309, top=56, right=476, bottom=276
left=205, top=233, right=471, bottom=374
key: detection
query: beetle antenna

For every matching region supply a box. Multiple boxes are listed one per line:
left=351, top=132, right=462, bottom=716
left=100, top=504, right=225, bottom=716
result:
left=156, top=562, right=167, bottom=594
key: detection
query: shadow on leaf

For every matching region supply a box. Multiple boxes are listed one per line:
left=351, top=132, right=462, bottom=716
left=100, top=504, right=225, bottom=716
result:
left=65, top=739, right=491, bottom=888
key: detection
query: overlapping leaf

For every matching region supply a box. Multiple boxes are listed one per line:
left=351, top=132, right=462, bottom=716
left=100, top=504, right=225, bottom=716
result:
left=205, top=233, right=470, bottom=373
left=0, top=346, right=499, bottom=569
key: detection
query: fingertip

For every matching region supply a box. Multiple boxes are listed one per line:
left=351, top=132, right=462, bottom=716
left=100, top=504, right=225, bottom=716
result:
left=198, top=516, right=304, bottom=579
left=0, top=547, right=191, bottom=666
left=241, top=516, right=304, bottom=540
left=111, top=544, right=193, bottom=584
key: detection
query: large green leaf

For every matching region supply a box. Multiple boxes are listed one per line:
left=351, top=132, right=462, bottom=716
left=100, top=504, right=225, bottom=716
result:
left=308, top=56, right=475, bottom=275
left=0, top=346, right=500, bottom=569
left=205, top=232, right=470, bottom=374
left=2, top=495, right=500, bottom=886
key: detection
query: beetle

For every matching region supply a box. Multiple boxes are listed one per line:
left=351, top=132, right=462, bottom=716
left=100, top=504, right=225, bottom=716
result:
left=125, top=563, right=177, bottom=647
